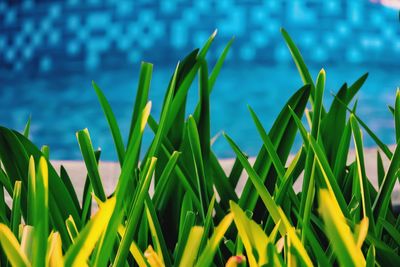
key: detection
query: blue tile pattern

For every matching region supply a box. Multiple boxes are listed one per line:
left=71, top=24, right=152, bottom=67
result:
left=0, top=0, right=399, bottom=73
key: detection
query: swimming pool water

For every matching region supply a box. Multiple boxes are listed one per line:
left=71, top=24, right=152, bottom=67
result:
left=0, top=62, right=398, bottom=160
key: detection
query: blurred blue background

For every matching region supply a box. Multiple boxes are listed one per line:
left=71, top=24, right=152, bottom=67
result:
left=1, top=0, right=400, bottom=160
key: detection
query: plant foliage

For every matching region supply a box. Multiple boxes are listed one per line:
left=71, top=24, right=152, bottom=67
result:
left=0, top=29, right=399, bottom=266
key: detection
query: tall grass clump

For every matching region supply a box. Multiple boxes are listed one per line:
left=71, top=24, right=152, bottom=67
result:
left=0, top=28, right=399, bottom=266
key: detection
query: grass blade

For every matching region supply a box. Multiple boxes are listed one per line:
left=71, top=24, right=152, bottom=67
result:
left=178, top=226, right=204, bottom=267
left=0, top=224, right=30, bottom=267
left=64, top=197, right=116, bottom=266
left=318, top=189, right=366, bottom=266
left=76, top=128, right=106, bottom=202
left=92, top=81, right=125, bottom=165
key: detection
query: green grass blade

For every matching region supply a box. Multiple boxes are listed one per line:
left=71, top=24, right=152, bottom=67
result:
left=187, top=115, right=210, bottom=219
left=65, top=215, right=79, bottom=243
left=224, top=133, right=313, bottom=266
left=373, top=143, right=400, bottom=226
left=152, top=151, right=180, bottom=207
left=208, top=37, right=234, bottom=91
left=239, top=85, right=311, bottom=215
left=10, top=181, right=22, bottom=237
left=350, top=115, right=375, bottom=231
left=76, top=128, right=106, bottom=202
left=94, top=102, right=151, bottom=266
left=197, top=30, right=217, bottom=60
left=23, top=116, right=31, bottom=139
left=113, top=157, right=157, bottom=266
left=346, top=73, right=369, bottom=105
left=0, top=168, right=13, bottom=197
left=92, top=81, right=126, bottom=165
left=128, top=62, right=153, bottom=145
left=280, top=28, right=315, bottom=95
left=378, top=217, right=400, bottom=246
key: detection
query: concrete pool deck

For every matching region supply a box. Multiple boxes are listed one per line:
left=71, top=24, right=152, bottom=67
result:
left=50, top=146, right=400, bottom=206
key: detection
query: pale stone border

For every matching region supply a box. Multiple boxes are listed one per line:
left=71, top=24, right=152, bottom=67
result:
left=50, top=146, right=399, bottom=205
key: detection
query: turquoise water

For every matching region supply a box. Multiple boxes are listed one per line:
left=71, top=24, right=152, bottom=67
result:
left=0, top=63, right=398, bottom=160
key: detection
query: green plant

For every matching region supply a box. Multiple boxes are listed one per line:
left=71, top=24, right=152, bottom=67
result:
left=0, top=28, right=399, bottom=266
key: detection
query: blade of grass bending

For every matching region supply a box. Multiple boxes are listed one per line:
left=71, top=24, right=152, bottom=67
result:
left=64, top=197, right=116, bottom=266
left=23, top=115, right=31, bottom=138
left=32, top=157, right=49, bottom=267
left=113, top=157, right=157, bottom=266
left=208, top=37, right=234, bottom=91
left=248, top=106, right=285, bottom=180
left=350, top=115, right=375, bottom=232
left=224, top=133, right=313, bottom=266
left=128, top=62, right=153, bottom=146
left=94, top=102, right=151, bottom=266
left=66, top=215, right=79, bottom=244
left=179, top=226, right=204, bottom=267
left=10, top=181, right=22, bottom=237
left=76, top=128, right=106, bottom=202
left=280, top=28, right=315, bottom=96
left=92, top=81, right=125, bottom=165
left=195, top=213, right=234, bottom=267
left=373, top=143, right=400, bottom=229
left=318, top=189, right=366, bottom=266
left=346, top=73, right=369, bottom=105
left=0, top=224, right=30, bottom=267
left=239, top=85, right=311, bottom=214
